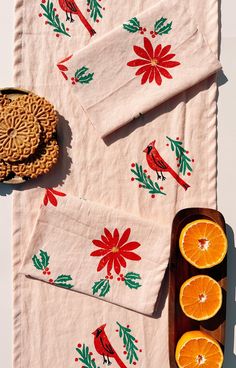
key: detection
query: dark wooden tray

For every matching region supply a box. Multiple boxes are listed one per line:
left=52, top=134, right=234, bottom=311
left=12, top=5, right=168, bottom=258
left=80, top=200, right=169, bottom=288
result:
left=169, top=208, right=227, bottom=368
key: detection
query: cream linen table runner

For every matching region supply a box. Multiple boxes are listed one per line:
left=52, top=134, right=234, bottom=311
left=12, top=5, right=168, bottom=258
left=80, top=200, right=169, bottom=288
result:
left=13, top=0, right=219, bottom=367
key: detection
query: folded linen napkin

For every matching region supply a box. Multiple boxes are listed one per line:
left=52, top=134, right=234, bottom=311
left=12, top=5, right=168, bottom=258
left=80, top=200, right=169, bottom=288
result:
left=20, top=195, right=170, bottom=315
left=63, top=0, right=221, bottom=137
left=13, top=0, right=220, bottom=366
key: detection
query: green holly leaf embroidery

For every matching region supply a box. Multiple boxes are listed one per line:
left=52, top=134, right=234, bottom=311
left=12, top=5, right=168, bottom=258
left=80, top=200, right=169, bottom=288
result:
left=131, top=163, right=166, bottom=196
left=75, top=66, right=94, bottom=84
left=39, top=250, right=50, bottom=269
left=154, top=17, right=172, bottom=35
left=54, top=274, right=72, bottom=283
left=124, top=272, right=142, bottom=289
left=116, top=322, right=139, bottom=364
left=92, top=279, right=110, bottom=297
left=40, top=0, right=71, bottom=37
left=54, top=274, right=74, bottom=289
left=123, top=17, right=140, bottom=33
left=32, top=250, right=50, bottom=270
left=32, top=255, right=43, bottom=270
left=76, top=344, right=100, bottom=368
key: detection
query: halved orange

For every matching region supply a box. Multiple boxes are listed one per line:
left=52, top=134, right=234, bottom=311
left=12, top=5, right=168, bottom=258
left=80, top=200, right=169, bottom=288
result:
left=179, top=219, right=227, bottom=269
left=175, top=331, right=224, bottom=368
left=179, top=275, right=222, bottom=321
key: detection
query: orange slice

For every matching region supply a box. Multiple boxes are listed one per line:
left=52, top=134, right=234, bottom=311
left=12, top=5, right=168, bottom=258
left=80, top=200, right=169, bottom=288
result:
left=179, top=275, right=222, bottom=321
left=179, top=219, right=227, bottom=269
left=175, top=331, right=224, bottom=368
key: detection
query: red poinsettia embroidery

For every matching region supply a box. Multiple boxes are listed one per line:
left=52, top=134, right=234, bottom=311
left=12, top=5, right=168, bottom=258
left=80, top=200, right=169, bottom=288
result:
left=127, top=37, right=180, bottom=85
left=90, top=228, right=141, bottom=275
left=43, top=188, right=66, bottom=207
left=57, top=54, right=73, bottom=80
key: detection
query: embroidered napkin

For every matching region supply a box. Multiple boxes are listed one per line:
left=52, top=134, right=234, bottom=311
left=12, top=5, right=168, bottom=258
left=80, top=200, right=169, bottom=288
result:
left=64, top=0, right=221, bottom=137
left=20, top=195, right=170, bottom=315
left=13, top=0, right=220, bottom=367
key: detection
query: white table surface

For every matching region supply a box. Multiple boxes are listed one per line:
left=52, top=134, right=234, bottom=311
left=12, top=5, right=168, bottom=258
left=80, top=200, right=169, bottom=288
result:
left=0, top=1, right=236, bottom=367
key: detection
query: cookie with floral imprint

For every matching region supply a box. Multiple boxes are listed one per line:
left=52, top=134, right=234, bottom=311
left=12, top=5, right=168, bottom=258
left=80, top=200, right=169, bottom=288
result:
left=0, top=88, right=60, bottom=184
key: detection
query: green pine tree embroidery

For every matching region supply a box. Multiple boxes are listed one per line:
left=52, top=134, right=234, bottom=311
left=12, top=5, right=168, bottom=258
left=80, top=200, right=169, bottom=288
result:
left=74, top=66, right=94, bottom=84
left=116, top=322, right=139, bottom=364
left=32, top=250, right=50, bottom=270
left=166, top=136, right=193, bottom=176
left=131, top=163, right=166, bottom=196
left=124, top=272, right=141, bottom=290
left=92, top=279, right=111, bottom=297
left=123, top=17, right=140, bottom=33
left=76, top=344, right=100, bottom=368
left=40, top=0, right=71, bottom=37
left=87, top=0, right=103, bottom=22
left=154, top=17, right=172, bottom=35
left=54, top=274, right=74, bottom=289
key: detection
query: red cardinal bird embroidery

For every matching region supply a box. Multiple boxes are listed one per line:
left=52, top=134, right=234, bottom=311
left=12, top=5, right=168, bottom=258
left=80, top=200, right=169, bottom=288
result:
left=92, top=324, right=127, bottom=368
left=144, top=140, right=190, bottom=191
left=58, top=0, right=96, bottom=36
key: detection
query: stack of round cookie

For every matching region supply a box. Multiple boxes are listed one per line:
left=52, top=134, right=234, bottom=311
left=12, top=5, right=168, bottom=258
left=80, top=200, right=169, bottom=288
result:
left=0, top=93, right=59, bottom=183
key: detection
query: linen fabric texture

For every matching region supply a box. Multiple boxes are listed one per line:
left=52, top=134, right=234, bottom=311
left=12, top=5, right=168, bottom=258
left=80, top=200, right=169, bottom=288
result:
left=13, top=0, right=219, bottom=367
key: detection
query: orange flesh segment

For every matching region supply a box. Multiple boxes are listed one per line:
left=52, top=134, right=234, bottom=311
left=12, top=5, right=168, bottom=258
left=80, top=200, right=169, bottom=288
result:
left=180, top=275, right=222, bottom=321
left=176, top=331, right=224, bottom=368
left=179, top=339, right=222, bottom=367
left=179, top=220, right=227, bottom=269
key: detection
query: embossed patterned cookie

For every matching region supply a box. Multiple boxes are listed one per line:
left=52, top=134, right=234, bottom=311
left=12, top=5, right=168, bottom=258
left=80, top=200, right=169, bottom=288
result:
left=12, top=138, right=59, bottom=179
left=0, top=160, right=11, bottom=181
left=10, top=94, right=58, bottom=142
left=0, top=106, right=41, bottom=162
left=0, top=94, right=11, bottom=109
